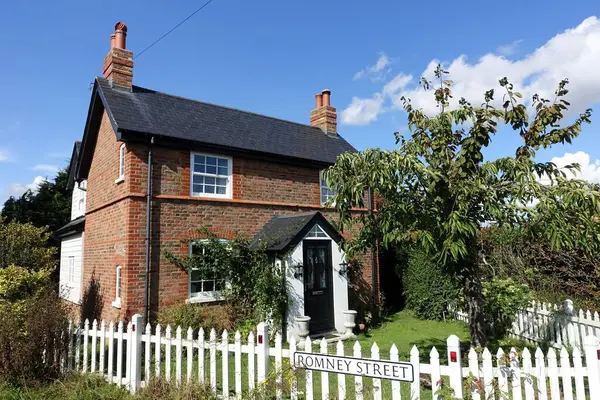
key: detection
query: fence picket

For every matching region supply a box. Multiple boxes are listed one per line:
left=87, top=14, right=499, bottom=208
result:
left=248, top=332, right=255, bottom=392
left=409, top=345, right=420, bottom=400
left=547, top=348, right=560, bottom=400
left=108, top=321, right=115, bottom=381
left=571, top=347, right=585, bottom=400
left=155, top=324, right=161, bottom=378
left=305, top=337, right=314, bottom=400
left=496, top=348, right=508, bottom=397
left=145, top=323, right=151, bottom=383
left=126, top=321, right=133, bottom=386
left=390, top=344, right=400, bottom=400
left=467, top=348, right=480, bottom=400
left=275, top=333, right=283, bottom=400
left=353, top=341, right=362, bottom=400
left=91, top=320, right=97, bottom=372
left=522, top=348, right=534, bottom=400
left=234, top=331, right=242, bottom=400
left=67, top=321, right=74, bottom=371
left=336, top=340, right=346, bottom=400
left=584, top=336, right=600, bottom=399
left=165, top=325, right=172, bottom=381
left=510, top=348, right=522, bottom=400
left=99, top=321, right=106, bottom=375
left=210, top=329, right=217, bottom=391
left=559, top=347, right=573, bottom=400
left=222, top=330, right=229, bottom=399
left=116, top=321, right=124, bottom=386
left=371, top=343, right=381, bottom=400
left=430, top=347, right=441, bottom=398
left=175, top=326, right=182, bottom=385
left=186, top=327, right=193, bottom=383
left=290, top=336, right=298, bottom=400
left=578, top=309, right=586, bottom=346
left=481, top=348, right=494, bottom=400
left=534, top=347, right=548, bottom=400
left=198, top=328, right=205, bottom=384
left=594, top=312, right=600, bottom=338
left=321, top=339, right=330, bottom=400
left=75, top=322, right=81, bottom=372
left=83, top=319, right=89, bottom=373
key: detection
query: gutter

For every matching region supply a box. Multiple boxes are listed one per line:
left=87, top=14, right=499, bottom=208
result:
left=144, top=136, right=154, bottom=323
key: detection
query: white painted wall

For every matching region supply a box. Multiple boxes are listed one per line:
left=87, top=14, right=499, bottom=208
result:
left=59, top=233, right=84, bottom=304
left=71, top=180, right=86, bottom=220
left=282, top=224, right=349, bottom=342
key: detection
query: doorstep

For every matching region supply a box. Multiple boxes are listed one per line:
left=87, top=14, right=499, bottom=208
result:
left=308, top=330, right=347, bottom=343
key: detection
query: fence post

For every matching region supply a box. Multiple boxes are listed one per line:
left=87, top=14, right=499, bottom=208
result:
left=129, top=314, right=143, bottom=394
left=584, top=335, right=600, bottom=399
left=447, top=335, right=463, bottom=398
left=256, top=322, right=270, bottom=385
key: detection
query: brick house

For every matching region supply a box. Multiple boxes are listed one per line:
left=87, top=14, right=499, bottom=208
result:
left=58, top=22, right=378, bottom=339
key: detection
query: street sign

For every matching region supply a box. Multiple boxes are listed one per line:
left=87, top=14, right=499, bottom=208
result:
left=293, top=351, right=414, bottom=382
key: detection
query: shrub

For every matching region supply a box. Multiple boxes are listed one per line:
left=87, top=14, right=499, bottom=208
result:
left=0, top=220, right=56, bottom=271
left=137, top=377, right=219, bottom=400
left=403, top=247, right=462, bottom=320
left=482, top=278, right=532, bottom=339
left=0, top=289, right=70, bottom=384
left=157, top=303, right=232, bottom=333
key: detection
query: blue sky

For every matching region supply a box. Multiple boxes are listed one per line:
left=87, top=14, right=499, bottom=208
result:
left=1, top=0, right=599, bottom=201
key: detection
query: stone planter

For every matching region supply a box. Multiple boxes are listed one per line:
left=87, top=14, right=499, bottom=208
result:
left=343, top=310, right=357, bottom=339
left=295, top=316, right=311, bottom=346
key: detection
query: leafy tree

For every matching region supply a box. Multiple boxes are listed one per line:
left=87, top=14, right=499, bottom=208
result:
left=2, top=169, right=71, bottom=247
left=0, top=219, right=56, bottom=271
left=326, top=67, right=599, bottom=346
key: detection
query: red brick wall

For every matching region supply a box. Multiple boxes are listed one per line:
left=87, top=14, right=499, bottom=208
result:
left=83, top=122, right=377, bottom=321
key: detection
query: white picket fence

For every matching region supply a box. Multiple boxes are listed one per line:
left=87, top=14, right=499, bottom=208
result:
left=454, top=300, right=600, bottom=349
left=62, top=314, right=600, bottom=399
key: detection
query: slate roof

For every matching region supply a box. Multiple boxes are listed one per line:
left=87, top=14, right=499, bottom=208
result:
left=252, top=211, right=342, bottom=253
left=56, top=216, right=85, bottom=238
left=96, top=77, right=356, bottom=165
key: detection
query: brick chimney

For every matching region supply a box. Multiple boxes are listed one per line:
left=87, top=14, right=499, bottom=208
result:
left=103, top=22, right=133, bottom=88
left=310, top=89, right=337, bottom=134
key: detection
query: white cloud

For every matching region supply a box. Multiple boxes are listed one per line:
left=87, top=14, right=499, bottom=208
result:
left=340, top=94, right=384, bottom=125
left=0, top=149, right=9, bottom=162
left=353, top=54, right=392, bottom=81
left=382, top=73, right=413, bottom=96
left=4, top=176, right=46, bottom=199
left=496, top=39, right=523, bottom=57
left=32, top=164, right=59, bottom=174
left=549, top=151, right=600, bottom=183
left=342, top=16, right=600, bottom=124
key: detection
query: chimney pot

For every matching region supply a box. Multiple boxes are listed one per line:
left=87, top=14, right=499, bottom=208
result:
left=114, top=21, right=128, bottom=49
left=315, top=94, right=323, bottom=108
left=322, top=89, right=331, bottom=107
left=110, top=34, right=116, bottom=50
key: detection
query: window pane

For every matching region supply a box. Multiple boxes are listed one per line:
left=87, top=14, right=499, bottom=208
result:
left=203, top=280, right=214, bottom=292
left=194, top=163, right=206, bottom=173
left=216, top=186, right=226, bottom=195
left=193, top=175, right=204, bottom=185
left=191, top=282, right=203, bottom=294
left=216, top=177, right=227, bottom=186
left=205, top=185, right=215, bottom=194
left=194, top=155, right=206, bottom=165
left=218, top=167, right=228, bottom=175
left=206, top=165, right=217, bottom=174
left=190, top=269, right=202, bottom=281
left=218, top=158, right=228, bottom=167
left=192, top=184, right=203, bottom=193
left=206, top=157, right=217, bottom=166
left=205, top=176, right=216, bottom=185
left=215, top=280, right=224, bottom=291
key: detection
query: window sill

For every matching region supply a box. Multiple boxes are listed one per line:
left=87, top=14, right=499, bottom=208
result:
left=111, top=299, right=122, bottom=309
left=186, top=292, right=224, bottom=304
left=190, top=192, right=231, bottom=200
left=114, top=177, right=125, bottom=184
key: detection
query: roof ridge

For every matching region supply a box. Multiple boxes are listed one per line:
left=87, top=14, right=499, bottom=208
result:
left=97, top=77, right=338, bottom=135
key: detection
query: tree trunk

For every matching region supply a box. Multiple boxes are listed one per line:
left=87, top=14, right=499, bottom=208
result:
left=464, top=260, right=487, bottom=348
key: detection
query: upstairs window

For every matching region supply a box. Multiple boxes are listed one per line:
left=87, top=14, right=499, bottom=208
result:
left=68, top=256, right=75, bottom=282
left=116, top=144, right=125, bottom=183
left=320, top=170, right=336, bottom=206
left=191, top=153, right=232, bottom=198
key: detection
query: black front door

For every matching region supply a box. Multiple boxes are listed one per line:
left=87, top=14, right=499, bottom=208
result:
left=303, top=240, right=334, bottom=333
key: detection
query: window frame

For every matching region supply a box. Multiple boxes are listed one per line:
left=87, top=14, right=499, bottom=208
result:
left=112, top=265, right=122, bottom=308
left=189, top=152, right=233, bottom=199
left=116, top=143, right=126, bottom=183
left=319, top=170, right=336, bottom=206
left=67, top=256, right=75, bottom=283
left=187, top=240, right=227, bottom=303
